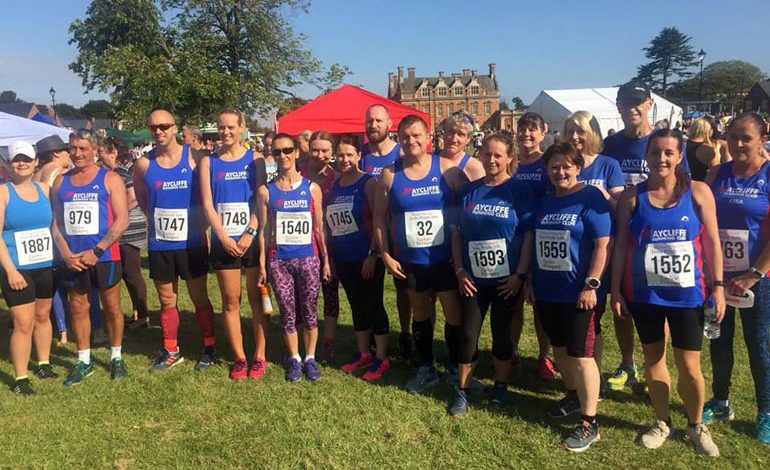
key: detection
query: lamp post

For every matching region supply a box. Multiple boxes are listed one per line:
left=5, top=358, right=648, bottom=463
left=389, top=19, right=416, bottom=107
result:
left=49, top=87, right=57, bottom=125
left=697, top=49, right=706, bottom=112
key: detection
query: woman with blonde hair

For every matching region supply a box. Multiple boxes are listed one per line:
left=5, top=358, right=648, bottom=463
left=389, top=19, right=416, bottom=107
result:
left=686, top=117, right=718, bottom=181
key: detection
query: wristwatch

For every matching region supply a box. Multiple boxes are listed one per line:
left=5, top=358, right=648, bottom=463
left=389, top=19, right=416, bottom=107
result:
left=92, top=246, right=105, bottom=257
left=750, top=266, right=767, bottom=279
left=243, top=226, right=258, bottom=237
left=585, top=277, right=601, bottom=289
left=367, top=249, right=379, bottom=258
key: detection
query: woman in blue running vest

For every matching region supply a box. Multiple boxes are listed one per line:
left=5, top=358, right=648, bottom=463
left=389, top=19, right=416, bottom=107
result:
left=0, top=141, right=56, bottom=395
left=704, top=112, right=770, bottom=444
left=527, top=142, right=612, bottom=452
left=448, top=134, right=535, bottom=417
left=610, top=129, right=723, bottom=457
left=200, top=107, right=268, bottom=380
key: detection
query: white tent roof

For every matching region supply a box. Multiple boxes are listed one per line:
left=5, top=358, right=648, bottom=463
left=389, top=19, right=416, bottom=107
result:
left=0, top=111, right=71, bottom=158
left=528, top=87, right=683, bottom=138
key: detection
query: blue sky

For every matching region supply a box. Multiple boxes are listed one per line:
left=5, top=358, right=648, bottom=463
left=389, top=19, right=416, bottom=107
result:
left=1, top=0, right=768, bottom=120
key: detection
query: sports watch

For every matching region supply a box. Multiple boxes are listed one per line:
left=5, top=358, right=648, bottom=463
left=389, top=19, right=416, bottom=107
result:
left=585, top=277, right=601, bottom=289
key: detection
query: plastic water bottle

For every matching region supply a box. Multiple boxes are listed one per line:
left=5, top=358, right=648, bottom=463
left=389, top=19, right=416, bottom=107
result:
left=260, top=285, right=273, bottom=315
left=703, top=298, right=720, bottom=340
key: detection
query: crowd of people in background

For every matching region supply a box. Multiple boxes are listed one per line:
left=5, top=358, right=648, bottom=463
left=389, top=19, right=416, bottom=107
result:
left=2, top=79, right=770, bottom=456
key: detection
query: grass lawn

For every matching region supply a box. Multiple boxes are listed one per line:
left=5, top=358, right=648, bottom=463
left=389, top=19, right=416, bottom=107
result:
left=0, top=261, right=768, bottom=469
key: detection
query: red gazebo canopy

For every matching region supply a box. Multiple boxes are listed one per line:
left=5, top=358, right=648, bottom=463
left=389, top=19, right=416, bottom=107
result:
left=277, top=84, right=431, bottom=135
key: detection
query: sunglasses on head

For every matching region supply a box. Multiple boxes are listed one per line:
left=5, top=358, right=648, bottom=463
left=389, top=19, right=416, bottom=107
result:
left=149, top=123, right=175, bottom=132
left=271, top=147, right=295, bottom=157
left=12, top=155, right=34, bottom=163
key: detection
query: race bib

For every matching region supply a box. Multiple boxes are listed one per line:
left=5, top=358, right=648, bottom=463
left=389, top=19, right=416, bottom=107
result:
left=468, top=238, right=509, bottom=278
left=154, top=208, right=187, bottom=241
left=404, top=210, right=444, bottom=248
left=644, top=241, right=695, bottom=287
left=14, top=228, right=53, bottom=266
left=63, top=201, right=98, bottom=235
left=326, top=202, right=358, bottom=237
left=535, top=229, right=571, bottom=271
left=276, top=211, right=312, bottom=245
left=218, top=202, right=250, bottom=237
left=720, top=229, right=749, bottom=272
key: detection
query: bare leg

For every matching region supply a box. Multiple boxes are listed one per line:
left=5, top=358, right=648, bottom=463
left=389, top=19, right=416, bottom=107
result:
left=215, top=269, right=245, bottom=359
left=9, top=303, right=35, bottom=378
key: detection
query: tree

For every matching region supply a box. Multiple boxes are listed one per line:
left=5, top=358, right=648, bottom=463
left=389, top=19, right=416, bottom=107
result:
left=80, top=99, right=114, bottom=118
left=636, top=27, right=697, bottom=97
left=511, top=96, right=526, bottom=110
left=0, top=90, right=22, bottom=103
left=54, top=103, right=84, bottom=118
left=69, top=0, right=350, bottom=128
left=667, top=60, right=767, bottom=111
left=277, top=97, right=308, bottom=116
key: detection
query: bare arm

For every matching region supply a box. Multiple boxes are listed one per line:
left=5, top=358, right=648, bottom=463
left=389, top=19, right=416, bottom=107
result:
left=373, top=165, right=404, bottom=279
left=256, top=185, right=270, bottom=284
left=610, top=187, right=636, bottom=317
left=133, top=157, right=150, bottom=216
left=310, top=182, right=330, bottom=281
left=692, top=181, right=725, bottom=320
left=0, top=187, right=21, bottom=279
left=95, top=171, right=128, bottom=250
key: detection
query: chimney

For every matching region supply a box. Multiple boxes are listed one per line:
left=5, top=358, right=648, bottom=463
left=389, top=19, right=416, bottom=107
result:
left=407, top=67, right=415, bottom=80
left=438, top=71, right=444, bottom=78
left=397, top=66, right=404, bottom=79
left=489, top=63, right=496, bottom=78
left=463, top=68, right=471, bottom=77
left=471, top=69, right=477, bottom=77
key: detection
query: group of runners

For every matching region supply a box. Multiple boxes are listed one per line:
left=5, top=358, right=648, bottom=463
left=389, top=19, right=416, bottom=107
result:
left=1, top=80, right=769, bottom=455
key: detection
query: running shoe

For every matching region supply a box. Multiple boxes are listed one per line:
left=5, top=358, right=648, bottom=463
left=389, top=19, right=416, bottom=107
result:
left=11, top=378, right=34, bottom=396
left=322, top=339, right=334, bottom=364
left=537, top=355, right=557, bottom=381
left=63, top=361, right=94, bottom=386
left=249, top=358, right=267, bottom=380
left=405, top=365, right=439, bottom=394
left=563, top=420, right=600, bottom=453
left=607, top=364, right=640, bottom=391
left=548, top=393, right=581, bottom=418
left=340, top=352, right=373, bottom=373
left=639, top=420, right=671, bottom=449
left=229, top=358, right=248, bottom=380
left=758, top=413, right=770, bottom=444
left=34, top=363, right=59, bottom=380
left=684, top=423, right=719, bottom=457
left=149, top=349, right=184, bottom=372
left=285, top=358, right=302, bottom=382
left=398, top=332, right=413, bottom=361
left=304, top=358, right=321, bottom=381
left=195, top=347, right=218, bottom=371
left=362, top=358, right=390, bottom=382
left=110, top=358, right=129, bottom=380
left=126, top=317, right=149, bottom=331
left=489, top=384, right=509, bottom=409
left=448, top=389, right=469, bottom=418
left=702, top=398, right=735, bottom=424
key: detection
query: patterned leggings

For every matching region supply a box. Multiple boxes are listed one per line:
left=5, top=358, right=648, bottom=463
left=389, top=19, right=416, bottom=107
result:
left=269, top=256, right=321, bottom=335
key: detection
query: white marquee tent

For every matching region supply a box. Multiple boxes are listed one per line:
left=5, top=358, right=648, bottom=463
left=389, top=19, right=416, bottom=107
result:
left=0, top=111, right=71, bottom=159
left=528, top=88, right=684, bottom=138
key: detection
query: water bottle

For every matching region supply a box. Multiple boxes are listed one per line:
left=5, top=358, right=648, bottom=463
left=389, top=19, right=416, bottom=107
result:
left=260, top=285, right=273, bottom=315
left=703, top=298, right=720, bottom=340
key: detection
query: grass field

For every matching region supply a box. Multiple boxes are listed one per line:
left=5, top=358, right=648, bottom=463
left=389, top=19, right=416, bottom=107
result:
left=0, top=262, right=768, bottom=469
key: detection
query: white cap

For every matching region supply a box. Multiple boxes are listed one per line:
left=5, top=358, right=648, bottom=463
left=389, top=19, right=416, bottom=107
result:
left=4, top=140, right=36, bottom=162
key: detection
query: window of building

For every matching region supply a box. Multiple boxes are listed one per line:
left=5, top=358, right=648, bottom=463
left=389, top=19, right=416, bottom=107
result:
left=471, top=102, right=479, bottom=115
left=422, top=104, right=430, bottom=113
left=470, top=85, right=479, bottom=95
left=458, top=102, right=465, bottom=111
left=421, top=88, right=430, bottom=98
left=448, top=103, right=454, bottom=114
left=436, top=105, right=443, bottom=117
left=454, top=86, right=463, bottom=96
left=437, top=87, right=447, bottom=97
left=484, top=101, right=491, bottom=114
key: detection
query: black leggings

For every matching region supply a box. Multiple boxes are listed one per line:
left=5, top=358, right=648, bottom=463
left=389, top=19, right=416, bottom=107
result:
left=458, top=284, right=518, bottom=364
left=120, top=244, right=148, bottom=319
left=335, top=258, right=389, bottom=335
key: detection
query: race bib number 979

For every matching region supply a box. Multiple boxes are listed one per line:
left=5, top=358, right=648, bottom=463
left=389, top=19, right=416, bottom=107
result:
left=63, top=201, right=99, bottom=235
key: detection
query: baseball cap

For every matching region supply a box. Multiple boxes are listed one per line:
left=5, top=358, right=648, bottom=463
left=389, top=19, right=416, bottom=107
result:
left=617, top=80, right=651, bottom=103
left=3, top=140, right=36, bottom=163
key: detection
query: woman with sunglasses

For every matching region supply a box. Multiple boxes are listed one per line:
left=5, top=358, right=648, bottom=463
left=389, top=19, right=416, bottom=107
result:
left=200, top=107, right=268, bottom=380
left=0, top=141, right=57, bottom=394
left=611, top=129, right=722, bottom=457
left=301, top=131, right=340, bottom=363
left=330, top=136, right=390, bottom=380
left=257, top=133, right=330, bottom=381
left=512, top=112, right=556, bottom=381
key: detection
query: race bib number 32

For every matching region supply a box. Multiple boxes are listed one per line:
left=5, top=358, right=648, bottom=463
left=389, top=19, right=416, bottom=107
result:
left=154, top=208, right=187, bottom=241
left=14, top=228, right=53, bottom=266
left=276, top=211, right=312, bottom=245
left=535, top=229, right=571, bottom=271
left=720, top=229, right=749, bottom=272
left=63, top=201, right=99, bottom=235
left=468, top=238, right=509, bottom=278
left=404, top=210, right=444, bottom=248
left=644, top=241, right=695, bottom=287
left=218, top=202, right=250, bottom=237
left=326, top=202, right=358, bottom=237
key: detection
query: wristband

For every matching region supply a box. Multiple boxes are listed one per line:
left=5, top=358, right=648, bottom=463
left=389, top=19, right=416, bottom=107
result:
left=243, top=226, right=258, bottom=237
left=712, top=280, right=724, bottom=287
left=92, top=246, right=105, bottom=257
left=367, top=249, right=379, bottom=258
left=750, top=267, right=766, bottom=279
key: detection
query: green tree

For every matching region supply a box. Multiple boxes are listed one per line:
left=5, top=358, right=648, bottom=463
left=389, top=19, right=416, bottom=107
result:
left=511, top=96, right=526, bottom=110
left=54, top=103, right=84, bottom=118
left=80, top=99, right=114, bottom=118
left=69, top=0, right=350, bottom=128
left=0, top=90, right=22, bottom=103
left=636, top=27, right=697, bottom=97
left=667, top=60, right=766, bottom=111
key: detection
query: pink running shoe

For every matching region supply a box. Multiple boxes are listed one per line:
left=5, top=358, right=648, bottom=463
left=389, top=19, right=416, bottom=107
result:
left=341, top=352, right=373, bottom=373
left=362, top=358, right=390, bottom=382
left=249, top=358, right=268, bottom=380
left=538, top=355, right=557, bottom=381
left=229, top=358, right=247, bottom=380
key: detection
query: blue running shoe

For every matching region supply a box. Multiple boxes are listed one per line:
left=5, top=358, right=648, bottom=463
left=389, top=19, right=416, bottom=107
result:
left=149, top=349, right=184, bottom=373
left=110, top=358, right=129, bottom=379
left=449, top=389, right=469, bottom=418
left=195, top=347, right=218, bottom=371
left=304, top=359, right=321, bottom=382
left=63, top=361, right=94, bottom=386
left=405, top=365, right=439, bottom=394
left=285, top=358, right=302, bottom=382
left=758, top=413, right=770, bottom=445
left=563, top=421, right=600, bottom=453
left=702, top=398, right=734, bottom=424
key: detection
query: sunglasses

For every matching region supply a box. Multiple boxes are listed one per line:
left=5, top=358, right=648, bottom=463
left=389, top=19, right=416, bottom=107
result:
left=149, top=123, right=175, bottom=132
left=12, top=155, right=35, bottom=163
left=271, top=147, right=296, bottom=157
